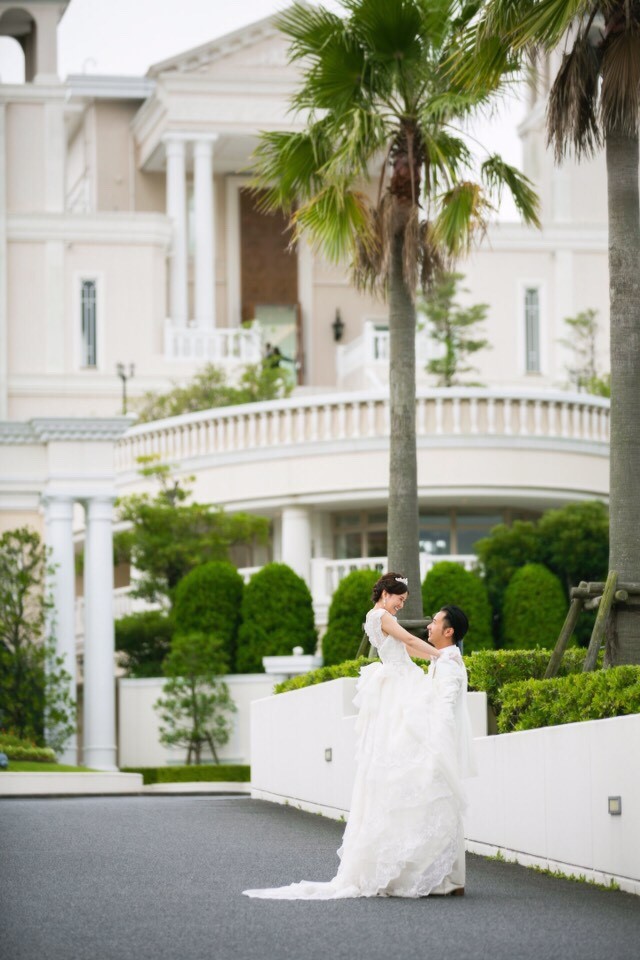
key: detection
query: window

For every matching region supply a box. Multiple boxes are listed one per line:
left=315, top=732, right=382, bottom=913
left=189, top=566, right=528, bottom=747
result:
left=524, top=287, right=540, bottom=373
left=80, top=279, right=97, bottom=368
left=419, top=514, right=451, bottom=556
left=333, top=511, right=387, bottom=559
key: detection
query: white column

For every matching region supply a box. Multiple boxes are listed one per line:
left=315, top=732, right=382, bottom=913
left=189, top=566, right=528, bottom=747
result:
left=83, top=496, right=117, bottom=771
left=281, top=506, right=312, bottom=585
left=194, top=137, right=217, bottom=329
left=165, top=138, right=188, bottom=327
left=43, top=495, right=77, bottom=765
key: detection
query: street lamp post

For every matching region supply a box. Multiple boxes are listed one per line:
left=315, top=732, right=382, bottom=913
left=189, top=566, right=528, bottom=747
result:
left=116, top=363, right=135, bottom=414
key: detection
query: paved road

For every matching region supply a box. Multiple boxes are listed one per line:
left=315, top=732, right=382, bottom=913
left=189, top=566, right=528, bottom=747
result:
left=1, top=796, right=638, bottom=960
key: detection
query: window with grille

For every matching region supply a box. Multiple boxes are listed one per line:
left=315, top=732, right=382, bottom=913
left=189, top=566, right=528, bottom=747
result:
left=524, top=287, right=540, bottom=373
left=81, top=279, right=97, bottom=367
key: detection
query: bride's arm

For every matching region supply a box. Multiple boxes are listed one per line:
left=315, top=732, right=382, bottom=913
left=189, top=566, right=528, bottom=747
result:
left=379, top=612, right=440, bottom=660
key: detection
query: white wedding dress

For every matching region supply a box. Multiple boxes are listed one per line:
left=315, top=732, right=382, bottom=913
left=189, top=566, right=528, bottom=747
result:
left=243, top=607, right=470, bottom=900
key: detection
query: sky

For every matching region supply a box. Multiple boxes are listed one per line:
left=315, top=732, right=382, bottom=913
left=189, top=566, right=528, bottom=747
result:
left=0, top=0, right=525, bottom=211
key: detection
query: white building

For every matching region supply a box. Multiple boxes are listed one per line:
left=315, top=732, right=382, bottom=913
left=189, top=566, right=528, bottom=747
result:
left=0, top=2, right=611, bottom=766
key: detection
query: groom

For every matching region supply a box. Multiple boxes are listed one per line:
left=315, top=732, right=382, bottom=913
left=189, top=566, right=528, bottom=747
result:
left=426, top=605, right=475, bottom=897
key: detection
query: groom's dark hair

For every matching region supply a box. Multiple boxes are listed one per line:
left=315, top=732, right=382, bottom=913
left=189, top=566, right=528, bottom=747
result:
left=441, top=605, right=469, bottom=646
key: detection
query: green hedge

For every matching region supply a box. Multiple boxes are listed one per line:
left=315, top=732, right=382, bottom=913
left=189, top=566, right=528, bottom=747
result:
left=0, top=743, right=56, bottom=762
left=497, top=666, right=640, bottom=732
left=122, top=764, right=250, bottom=785
left=466, top=648, right=589, bottom=712
left=115, top=610, right=173, bottom=678
left=321, top=570, right=379, bottom=666
left=275, top=657, right=372, bottom=694
left=422, top=561, right=494, bottom=652
left=236, top=563, right=316, bottom=673
left=502, top=563, right=566, bottom=649
left=172, top=561, right=244, bottom=671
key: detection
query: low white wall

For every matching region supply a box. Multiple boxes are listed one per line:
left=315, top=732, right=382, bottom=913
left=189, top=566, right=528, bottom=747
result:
left=249, top=681, right=640, bottom=894
left=118, top=674, right=280, bottom=768
left=250, top=678, right=488, bottom=817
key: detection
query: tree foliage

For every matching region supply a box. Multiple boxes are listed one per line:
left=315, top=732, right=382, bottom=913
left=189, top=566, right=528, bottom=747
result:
left=560, top=309, right=610, bottom=395
left=154, top=631, right=236, bottom=765
left=420, top=271, right=490, bottom=386
left=115, top=611, right=173, bottom=678
left=502, top=563, right=567, bottom=650
left=322, top=569, right=379, bottom=666
left=236, top=563, right=316, bottom=673
left=0, top=527, right=75, bottom=751
left=172, top=562, right=244, bottom=672
left=116, top=460, right=268, bottom=605
left=135, top=361, right=292, bottom=424
left=421, top=560, right=493, bottom=651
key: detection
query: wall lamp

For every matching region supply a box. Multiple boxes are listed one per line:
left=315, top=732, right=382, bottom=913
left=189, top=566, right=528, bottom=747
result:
left=608, top=796, right=622, bottom=816
left=332, top=309, right=345, bottom=342
left=116, top=362, right=135, bottom=415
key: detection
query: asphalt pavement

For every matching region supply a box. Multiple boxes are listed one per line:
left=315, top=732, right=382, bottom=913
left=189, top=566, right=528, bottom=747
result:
left=1, top=796, right=638, bottom=960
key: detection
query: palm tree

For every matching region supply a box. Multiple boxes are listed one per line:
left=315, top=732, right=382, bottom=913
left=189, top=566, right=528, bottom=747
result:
left=457, top=2, right=640, bottom=664
left=252, top=0, right=539, bottom=618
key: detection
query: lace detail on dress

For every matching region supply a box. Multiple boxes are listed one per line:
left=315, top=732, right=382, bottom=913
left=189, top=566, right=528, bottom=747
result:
left=364, top=607, right=386, bottom=649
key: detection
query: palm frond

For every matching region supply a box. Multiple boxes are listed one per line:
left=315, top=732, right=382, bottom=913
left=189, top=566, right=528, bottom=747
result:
left=289, top=29, right=369, bottom=114
left=292, top=185, right=375, bottom=264
left=274, top=2, right=345, bottom=62
left=320, top=108, right=390, bottom=181
left=481, top=155, right=541, bottom=227
left=419, top=220, right=446, bottom=292
left=502, top=0, right=590, bottom=51
left=432, top=181, right=494, bottom=257
left=600, top=24, right=640, bottom=138
left=421, top=129, right=473, bottom=192
left=547, top=31, right=601, bottom=161
left=346, top=0, right=424, bottom=61
left=250, top=126, right=334, bottom=212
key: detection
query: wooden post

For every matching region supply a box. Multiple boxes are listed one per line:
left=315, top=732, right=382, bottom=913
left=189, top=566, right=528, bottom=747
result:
left=545, top=596, right=584, bottom=678
left=583, top=570, right=618, bottom=672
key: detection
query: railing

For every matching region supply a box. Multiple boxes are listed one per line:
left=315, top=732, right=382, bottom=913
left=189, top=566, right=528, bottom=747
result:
left=115, top=387, right=610, bottom=475
left=164, top=320, right=262, bottom=363
left=336, top=321, right=430, bottom=387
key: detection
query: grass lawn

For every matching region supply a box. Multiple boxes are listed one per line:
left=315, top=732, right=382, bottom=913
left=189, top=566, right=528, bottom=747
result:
left=5, top=761, right=99, bottom=773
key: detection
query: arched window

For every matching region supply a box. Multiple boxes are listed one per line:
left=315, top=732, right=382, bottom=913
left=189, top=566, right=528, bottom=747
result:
left=0, top=7, right=37, bottom=83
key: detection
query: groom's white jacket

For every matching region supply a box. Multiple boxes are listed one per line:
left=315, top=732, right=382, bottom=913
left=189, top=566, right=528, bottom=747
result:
left=425, top=646, right=477, bottom=786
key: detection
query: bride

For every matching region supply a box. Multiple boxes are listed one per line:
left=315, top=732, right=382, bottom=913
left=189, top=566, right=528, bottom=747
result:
left=243, top=571, right=475, bottom=899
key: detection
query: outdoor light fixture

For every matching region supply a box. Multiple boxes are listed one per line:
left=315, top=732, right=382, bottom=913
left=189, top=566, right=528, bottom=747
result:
left=116, top=362, right=135, bottom=415
left=325, top=748, right=332, bottom=762
left=608, top=796, right=622, bottom=816
left=332, top=309, right=345, bottom=342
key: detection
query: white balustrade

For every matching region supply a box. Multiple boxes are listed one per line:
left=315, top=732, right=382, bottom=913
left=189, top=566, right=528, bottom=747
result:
left=116, top=387, right=610, bottom=476
left=164, top=320, right=263, bottom=363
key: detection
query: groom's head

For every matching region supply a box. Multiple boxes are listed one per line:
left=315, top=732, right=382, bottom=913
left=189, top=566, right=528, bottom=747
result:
left=429, top=605, right=469, bottom=648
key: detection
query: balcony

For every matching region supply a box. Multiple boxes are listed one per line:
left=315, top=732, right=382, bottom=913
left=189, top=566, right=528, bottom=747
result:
left=164, top=320, right=263, bottom=364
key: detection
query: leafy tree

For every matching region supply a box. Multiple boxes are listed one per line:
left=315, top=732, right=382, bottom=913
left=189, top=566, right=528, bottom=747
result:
left=154, top=632, right=236, bottom=765
left=252, top=0, right=539, bottom=617
left=421, top=272, right=490, bottom=386
left=459, top=3, right=640, bottom=664
left=322, top=569, right=379, bottom=666
left=135, top=361, right=292, bottom=423
left=172, top=562, right=244, bottom=671
left=474, top=519, right=543, bottom=626
left=422, top=560, right=493, bottom=651
left=0, top=527, right=75, bottom=752
left=502, top=563, right=567, bottom=650
left=537, top=501, right=609, bottom=595
left=560, top=309, right=610, bottom=395
left=236, top=563, right=316, bottom=673
left=115, top=611, right=173, bottom=678
left=116, top=460, right=268, bottom=605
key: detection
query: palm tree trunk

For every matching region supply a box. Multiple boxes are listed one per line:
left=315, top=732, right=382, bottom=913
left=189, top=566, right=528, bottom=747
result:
left=387, top=221, right=423, bottom=618
left=606, top=129, right=640, bottom=665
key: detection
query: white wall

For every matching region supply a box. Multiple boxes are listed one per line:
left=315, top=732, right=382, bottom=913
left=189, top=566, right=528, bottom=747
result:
left=250, top=678, right=488, bottom=818
left=118, top=674, right=280, bottom=768
left=249, top=680, right=640, bottom=895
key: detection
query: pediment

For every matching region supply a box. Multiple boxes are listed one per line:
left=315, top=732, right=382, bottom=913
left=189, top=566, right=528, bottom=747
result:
left=147, top=11, right=297, bottom=81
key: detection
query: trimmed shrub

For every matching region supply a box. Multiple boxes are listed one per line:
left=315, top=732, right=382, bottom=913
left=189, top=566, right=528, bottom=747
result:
left=422, top=561, right=493, bottom=652
left=115, top=611, right=173, bottom=678
left=235, top=563, right=316, bottom=673
left=502, top=563, right=566, bottom=649
left=497, top=666, right=640, bottom=733
left=466, top=648, right=589, bottom=712
left=321, top=569, right=379, bottom=666
left=0, top=743, right=56, bottom=762
left=172, top=561, right=244, bottom=671
left=275, top=657, right=372, bottom=694
left=122, top=764, right=250, bottom=785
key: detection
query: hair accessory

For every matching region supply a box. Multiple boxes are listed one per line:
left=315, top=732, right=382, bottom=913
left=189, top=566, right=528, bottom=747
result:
left=395, top=576, right=408, bottom=586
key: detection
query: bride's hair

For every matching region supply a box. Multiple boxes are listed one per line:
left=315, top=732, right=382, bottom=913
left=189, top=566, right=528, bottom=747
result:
left=371, top=572, right=409, bottom=602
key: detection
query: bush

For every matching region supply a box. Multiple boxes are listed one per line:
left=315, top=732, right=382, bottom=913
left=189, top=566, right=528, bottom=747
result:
left=122, top=764, right=250, bottom=785
left=422, top=562, right=493, bottom=652
left=172, top=562, right=244, bottom=670
left=115, top=611, right=173, bottom=678
left=0, top=741, right=56, bottom=762
left=236, top=564, right=316, bottom=673
left=502, top=564, right=566, bottom=649
left=466, top=648, right=589, bottom=712
left=321, top=570, right=379, bottom=666
left=275, top=657, right=372, bottom=694
left=497, top=666, right=640, bottom=732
